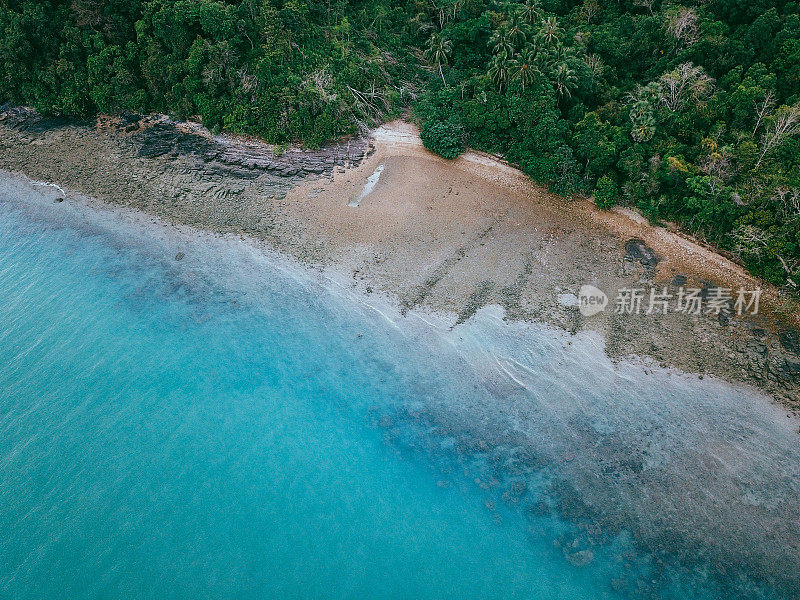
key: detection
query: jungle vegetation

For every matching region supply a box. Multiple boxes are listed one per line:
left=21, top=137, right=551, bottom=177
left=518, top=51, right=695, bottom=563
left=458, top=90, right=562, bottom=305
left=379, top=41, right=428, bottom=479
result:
left=1, top=0, right=799, bottom=288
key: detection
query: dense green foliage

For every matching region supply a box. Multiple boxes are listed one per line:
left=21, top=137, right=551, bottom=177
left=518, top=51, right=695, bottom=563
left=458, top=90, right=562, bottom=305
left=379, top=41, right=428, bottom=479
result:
left=594, top=174, right=618, bottom=209
left=420, top=118, right=465, bottom=157
left=1, top=0, right=799, bottom=288
left=0, top=0, right=422, bottom=146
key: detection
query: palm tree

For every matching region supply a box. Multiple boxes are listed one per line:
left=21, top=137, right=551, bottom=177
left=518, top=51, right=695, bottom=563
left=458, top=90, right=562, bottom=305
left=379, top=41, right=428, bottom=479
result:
left=506, top=15, right=527, bottom=48
left=631, top=112, right=656, bottom=142
left=410, top=12, right=435, bottom=37
left=489, top=26, right=515, bottom=58
left=584, top=54, right=604, bottom=80
left=539, top=17, right=562, bottom=49
left=551, top=43, right=575, bottom=64
left=583, top=53, right=604, bottom=91
left=518, top=0, right=542, bottom=24
left=511, top=47, right=541, bottom=91
left=426, top=33, right=452, bottom=86
left=533, top=43, right=556, bottom=78
left=371, top=5, right=389, bottom=33
left=553, top=62, right=577, bottom=102
left=488, top=53, right=512, bottom=92
left=629, top=99, right=656, bottom=142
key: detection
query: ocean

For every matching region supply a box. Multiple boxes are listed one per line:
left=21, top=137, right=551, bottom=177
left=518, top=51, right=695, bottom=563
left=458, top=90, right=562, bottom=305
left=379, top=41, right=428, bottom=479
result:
left=0, top=173, right=798, bottom=599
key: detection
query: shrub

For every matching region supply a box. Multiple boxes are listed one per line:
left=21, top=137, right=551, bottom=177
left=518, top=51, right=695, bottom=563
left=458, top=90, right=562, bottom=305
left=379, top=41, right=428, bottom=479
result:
left=550, top=145, right=584, bottom=196
left=420, top=120, right=465, bottom=159
left=594, top=175, right=619, bottom=209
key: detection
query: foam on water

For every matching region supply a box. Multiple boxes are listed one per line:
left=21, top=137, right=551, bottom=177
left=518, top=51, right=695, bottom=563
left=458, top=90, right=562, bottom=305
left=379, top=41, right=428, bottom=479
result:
left=0, top=173, right=798, bottom=599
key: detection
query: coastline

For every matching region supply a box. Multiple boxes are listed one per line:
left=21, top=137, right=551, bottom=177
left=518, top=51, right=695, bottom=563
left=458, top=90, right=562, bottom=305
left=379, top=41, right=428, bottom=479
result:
left=0, top=107, right=799, bottom=410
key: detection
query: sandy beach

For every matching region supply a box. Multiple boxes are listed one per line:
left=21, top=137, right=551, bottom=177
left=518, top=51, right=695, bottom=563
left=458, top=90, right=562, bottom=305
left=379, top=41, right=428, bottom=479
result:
left=1, top=109, right=798, bottom=410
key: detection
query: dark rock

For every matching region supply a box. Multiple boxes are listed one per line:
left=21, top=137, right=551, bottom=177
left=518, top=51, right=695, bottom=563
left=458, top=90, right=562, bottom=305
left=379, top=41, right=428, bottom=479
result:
left=624, top=238, right=659, bottom=277
left=779, top=330, right=800, bottom=354
left=120, top=111, right=142, bottom=125
left=0, top=104, right=94, bottom=132
left=175, top=252, right=185, bottom=261
left=672, top=273, right=687, bottom=286
left=782, top=358, right=800, bottom=376
left=125, top=118, right=372, bottom=188
left=745, top=342, right=768, bottom=358
left=26, top=115, right=78, bottom=132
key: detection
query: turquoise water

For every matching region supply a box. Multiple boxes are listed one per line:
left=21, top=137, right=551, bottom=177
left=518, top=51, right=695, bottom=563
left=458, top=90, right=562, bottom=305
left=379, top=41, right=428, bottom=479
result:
left=1, top=175, right=799, bottom=599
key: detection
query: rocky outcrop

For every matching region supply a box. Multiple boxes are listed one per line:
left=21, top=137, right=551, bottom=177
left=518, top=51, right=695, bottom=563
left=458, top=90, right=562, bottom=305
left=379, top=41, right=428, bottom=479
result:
left=0, top=105, right=376, bottom=242
left=127, top=117, right=373, bottom=180
left=624, top=238, right=659, bottom=279
left=0, top=105, right=374, bottom=198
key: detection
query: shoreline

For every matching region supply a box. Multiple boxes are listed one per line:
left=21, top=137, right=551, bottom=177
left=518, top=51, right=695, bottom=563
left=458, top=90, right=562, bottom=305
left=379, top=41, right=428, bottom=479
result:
left=1, top=108, right=799, bottom=411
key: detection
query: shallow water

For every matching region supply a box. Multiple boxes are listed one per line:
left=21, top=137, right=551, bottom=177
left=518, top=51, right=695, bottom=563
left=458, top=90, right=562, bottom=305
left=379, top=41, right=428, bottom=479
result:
left=0, top=174, right=798, bottom=599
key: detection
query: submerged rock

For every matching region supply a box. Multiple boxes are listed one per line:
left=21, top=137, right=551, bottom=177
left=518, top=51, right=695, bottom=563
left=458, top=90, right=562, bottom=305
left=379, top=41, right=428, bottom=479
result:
left=565, top=548, right=595, bottom=567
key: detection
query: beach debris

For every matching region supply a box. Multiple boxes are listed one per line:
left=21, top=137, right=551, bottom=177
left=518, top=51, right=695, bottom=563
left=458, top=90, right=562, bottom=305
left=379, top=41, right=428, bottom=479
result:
left=348, top=162, right=384, bottom=207
left=30, top=179, right=66, bottom=199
